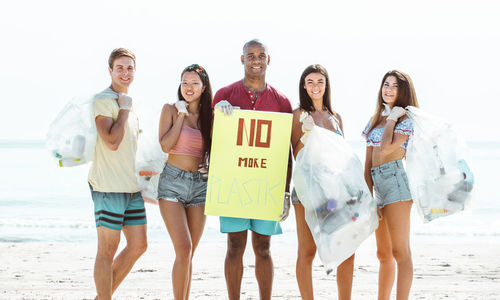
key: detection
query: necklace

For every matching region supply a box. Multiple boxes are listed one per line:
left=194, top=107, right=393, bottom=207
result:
left=242, top=80, right=266, bottom=102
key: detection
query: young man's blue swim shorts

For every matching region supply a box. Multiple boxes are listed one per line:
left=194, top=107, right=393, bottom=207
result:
left=89, top=184, right=147, bottom=231
left=220, top=216, right=282, bottom=236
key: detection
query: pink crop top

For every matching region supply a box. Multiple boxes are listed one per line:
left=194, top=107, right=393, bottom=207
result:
left=169, top=125, right=204, bottom=157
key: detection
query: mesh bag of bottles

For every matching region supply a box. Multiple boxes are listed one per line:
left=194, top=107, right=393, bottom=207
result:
left=293, top=126, right=379, bottom=274
left=46, top=90, right=118, bottom=167
left=135, top=130, right=168, bottom=205
left=405, top=106, right=474, bottom=222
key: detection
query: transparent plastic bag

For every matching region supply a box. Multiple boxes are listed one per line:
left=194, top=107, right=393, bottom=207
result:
left=135, top=131, right=168, bottom=205
left=293, top=126, right=378, bottom=273
left=46, top=89, right=118, bottom=167
left=406, top=106, right=474, bottom=222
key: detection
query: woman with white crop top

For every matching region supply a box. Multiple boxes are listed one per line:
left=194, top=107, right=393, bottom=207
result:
left=290, top=64, right=354, bottom=300
left=157, top=64, right=213, bottom=300
left=362, top=70, right=419, bottom=300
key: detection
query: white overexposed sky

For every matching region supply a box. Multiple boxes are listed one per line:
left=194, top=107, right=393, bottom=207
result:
left=1, top=0, right=499, bottom=141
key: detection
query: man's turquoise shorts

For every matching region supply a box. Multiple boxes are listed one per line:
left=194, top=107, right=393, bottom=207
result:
left=220, top=216, right=282, bottom=236
left=89, top=184, right=147, bottom=231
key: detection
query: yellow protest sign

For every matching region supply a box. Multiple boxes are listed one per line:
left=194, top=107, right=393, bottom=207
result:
left=205, top=109, right=292, bottom=221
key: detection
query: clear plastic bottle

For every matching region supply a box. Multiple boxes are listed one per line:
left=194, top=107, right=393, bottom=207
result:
left=433, top=145, right=446, bottom=175
left=72, top=135, right=85, bottom=157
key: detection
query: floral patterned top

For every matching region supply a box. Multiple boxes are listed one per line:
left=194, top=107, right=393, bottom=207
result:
left=362, top=118, right=413, bottom=149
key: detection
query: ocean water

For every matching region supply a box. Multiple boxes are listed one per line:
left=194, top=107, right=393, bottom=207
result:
left=0, top=140, right=499, bottom=243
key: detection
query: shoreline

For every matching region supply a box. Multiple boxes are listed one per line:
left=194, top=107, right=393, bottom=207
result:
left=1, top=235, right=499, bottom=299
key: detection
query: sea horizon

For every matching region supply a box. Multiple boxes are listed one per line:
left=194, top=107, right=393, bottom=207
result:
left=0, top=139, right=498, bottom=244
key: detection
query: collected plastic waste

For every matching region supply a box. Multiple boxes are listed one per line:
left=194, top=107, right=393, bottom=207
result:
left=405, top=106, right=474, bottom=222
left=135, top=130, right=168, bottom=205
left=46, top=89, right=118, bottom=167
left=293, top=126, right=378, bottom=274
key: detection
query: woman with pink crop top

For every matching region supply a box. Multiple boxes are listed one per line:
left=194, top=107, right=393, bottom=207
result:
left=362, top=70, right=419, bottom=300
left=157, top=64, right=213, bottom=300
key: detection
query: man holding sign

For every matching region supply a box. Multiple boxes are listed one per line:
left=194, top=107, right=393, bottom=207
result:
left=212, top=39, right=292, bottom=300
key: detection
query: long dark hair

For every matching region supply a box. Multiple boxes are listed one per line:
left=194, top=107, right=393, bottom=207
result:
left=298, top=64, right=334, bottom=115
left=367, top=70, right=419, bottom=134
left=177, top=64, right=213, bottom=161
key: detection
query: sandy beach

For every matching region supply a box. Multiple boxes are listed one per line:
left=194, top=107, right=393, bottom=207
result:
left=1, top=232, right=499, bottom=300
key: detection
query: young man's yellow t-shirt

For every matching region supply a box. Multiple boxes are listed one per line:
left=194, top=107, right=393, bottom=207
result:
left=88, top=89, right=140, bottom=193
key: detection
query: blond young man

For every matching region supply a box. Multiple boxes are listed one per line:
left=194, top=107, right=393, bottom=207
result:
left=88, top=48, right=147, bottom=300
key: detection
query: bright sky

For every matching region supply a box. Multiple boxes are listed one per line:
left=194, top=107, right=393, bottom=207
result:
left=1, top=0, right=499, bottom=141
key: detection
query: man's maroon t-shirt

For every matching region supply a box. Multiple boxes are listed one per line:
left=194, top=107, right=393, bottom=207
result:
left=212, top=80, right=292, bottom=113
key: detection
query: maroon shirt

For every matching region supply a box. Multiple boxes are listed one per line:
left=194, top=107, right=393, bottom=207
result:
left=213, top=80, right=292, bottom=113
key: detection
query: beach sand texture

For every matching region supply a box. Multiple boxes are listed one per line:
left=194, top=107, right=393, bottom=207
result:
left=1, top=236, right=499, bottom=299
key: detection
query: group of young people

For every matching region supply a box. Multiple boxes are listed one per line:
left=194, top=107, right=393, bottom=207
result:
left=88, top=39, right=419, bottom=300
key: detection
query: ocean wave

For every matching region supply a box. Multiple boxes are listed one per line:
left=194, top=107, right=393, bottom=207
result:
left=0, top=236, right=42, bottom=243
left=1, top=216, right=500, bottom=244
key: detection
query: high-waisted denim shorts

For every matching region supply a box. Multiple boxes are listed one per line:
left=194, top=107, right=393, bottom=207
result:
left=371, top=160, right=412, bottom=208
left=157, top=163, right=207, bottom=207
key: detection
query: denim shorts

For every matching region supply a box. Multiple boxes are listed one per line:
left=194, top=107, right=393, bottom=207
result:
left=371, top=160, right=412, bottom=208
left=89, top=184, right=147, bottom=231
left=157, top=163, right=207, bottom=207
